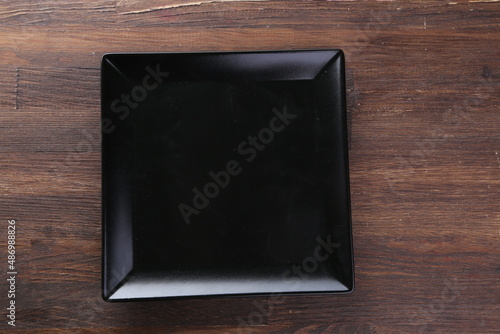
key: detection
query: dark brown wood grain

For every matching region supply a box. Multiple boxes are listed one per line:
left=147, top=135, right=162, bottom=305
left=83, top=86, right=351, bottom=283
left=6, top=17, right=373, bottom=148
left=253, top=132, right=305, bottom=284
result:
left=0, top=0, right=499, bottom=333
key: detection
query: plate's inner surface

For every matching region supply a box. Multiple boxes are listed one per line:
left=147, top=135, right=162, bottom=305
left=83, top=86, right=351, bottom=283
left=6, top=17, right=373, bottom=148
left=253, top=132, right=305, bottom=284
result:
left=102, top=51, right=352, bottom=300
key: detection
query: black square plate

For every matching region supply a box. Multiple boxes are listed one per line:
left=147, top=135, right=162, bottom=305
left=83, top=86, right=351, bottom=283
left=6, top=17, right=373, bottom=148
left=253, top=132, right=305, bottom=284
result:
left=101, top=50, right=353, bottom=301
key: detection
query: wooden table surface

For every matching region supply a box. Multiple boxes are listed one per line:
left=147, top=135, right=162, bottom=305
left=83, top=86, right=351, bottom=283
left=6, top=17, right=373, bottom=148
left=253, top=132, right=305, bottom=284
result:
left=0, top=0, right=499, bottom=333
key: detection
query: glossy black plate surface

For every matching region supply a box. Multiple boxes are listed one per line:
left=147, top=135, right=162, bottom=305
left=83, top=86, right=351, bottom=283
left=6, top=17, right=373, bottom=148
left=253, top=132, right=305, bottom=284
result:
left=101, top=50, right=353, bottom=301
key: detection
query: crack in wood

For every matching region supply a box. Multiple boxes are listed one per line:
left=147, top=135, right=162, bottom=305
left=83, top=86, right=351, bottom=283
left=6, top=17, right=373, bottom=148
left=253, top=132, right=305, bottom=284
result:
left=118, top=0, right=268, bottom=15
